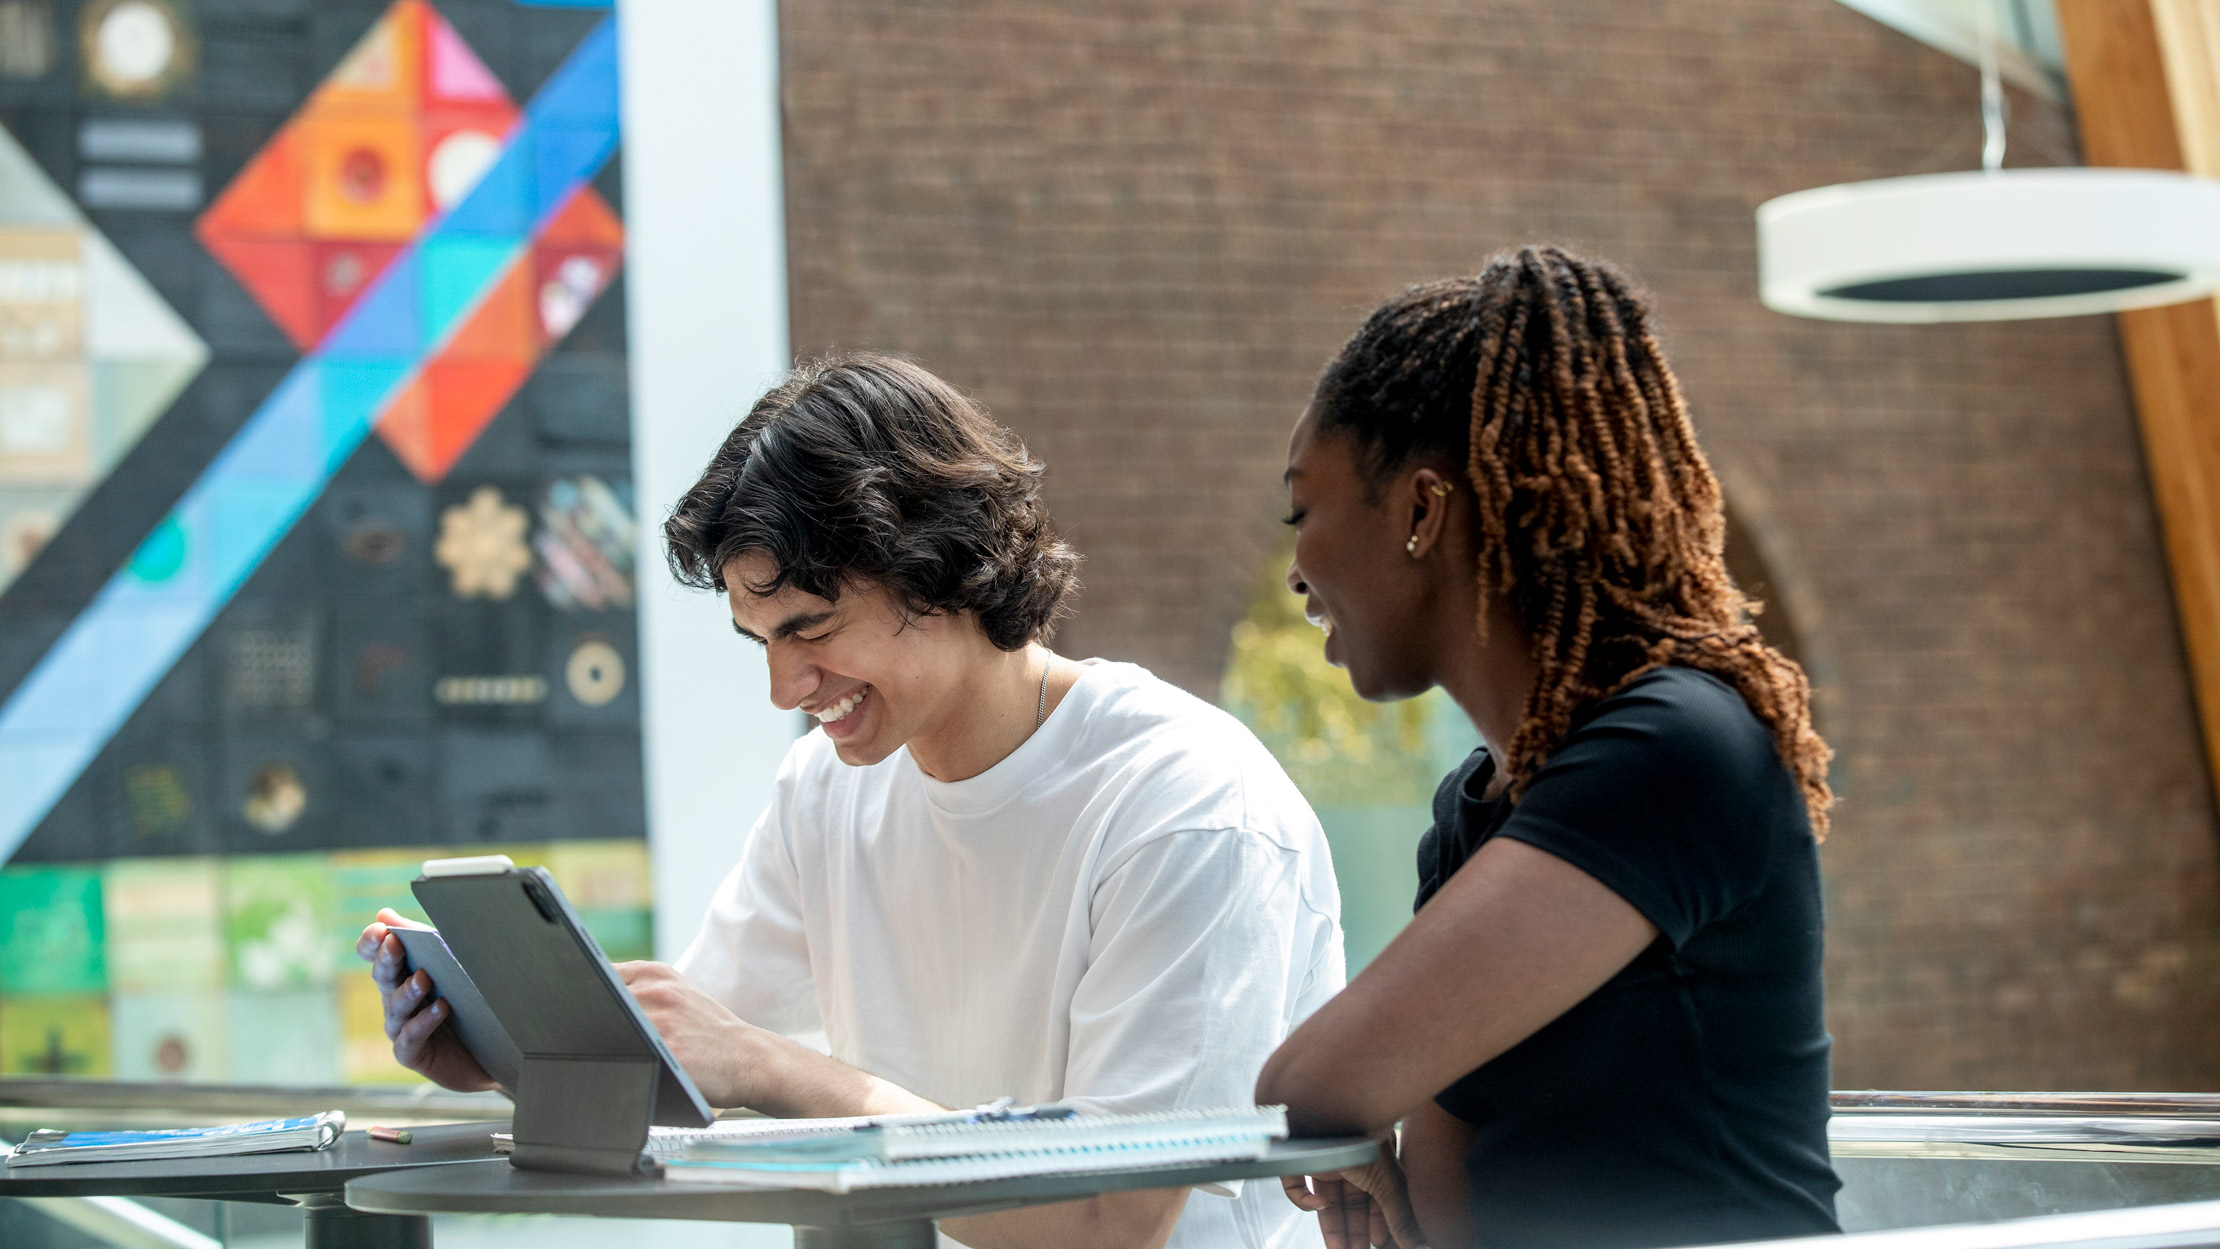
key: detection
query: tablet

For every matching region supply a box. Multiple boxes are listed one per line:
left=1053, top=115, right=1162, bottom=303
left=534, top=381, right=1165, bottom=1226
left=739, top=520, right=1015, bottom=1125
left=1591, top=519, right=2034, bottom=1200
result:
left=392, top=926, right=523, bottom=1092
left=409, top=859, right=714, bottom=1131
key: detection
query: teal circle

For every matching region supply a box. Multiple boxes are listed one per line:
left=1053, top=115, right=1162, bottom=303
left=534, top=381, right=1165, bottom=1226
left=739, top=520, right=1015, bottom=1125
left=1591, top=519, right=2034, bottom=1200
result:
left=129, top=518, right=188, bottom=583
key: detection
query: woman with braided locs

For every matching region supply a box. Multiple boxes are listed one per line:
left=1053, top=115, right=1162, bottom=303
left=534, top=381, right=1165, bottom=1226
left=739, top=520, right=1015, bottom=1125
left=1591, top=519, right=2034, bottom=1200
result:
left=1255, top=247, right=1842, bottom=1249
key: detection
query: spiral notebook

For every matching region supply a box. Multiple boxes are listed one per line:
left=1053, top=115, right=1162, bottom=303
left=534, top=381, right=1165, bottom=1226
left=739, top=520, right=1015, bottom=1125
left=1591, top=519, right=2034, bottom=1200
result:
left=3, top=1112, right=346, bottom=1168
left=661, top=1105, right=1287, bottom=1192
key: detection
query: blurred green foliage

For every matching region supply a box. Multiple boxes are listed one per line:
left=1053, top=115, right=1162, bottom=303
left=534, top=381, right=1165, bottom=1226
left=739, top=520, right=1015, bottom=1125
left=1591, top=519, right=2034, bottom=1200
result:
left=1220, top=543, right=1442, bottom=809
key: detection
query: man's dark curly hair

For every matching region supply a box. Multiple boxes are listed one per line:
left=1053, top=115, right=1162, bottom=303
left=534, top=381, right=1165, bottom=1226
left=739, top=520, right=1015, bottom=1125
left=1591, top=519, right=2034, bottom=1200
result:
left=663, top=353, right=1081, bottom=651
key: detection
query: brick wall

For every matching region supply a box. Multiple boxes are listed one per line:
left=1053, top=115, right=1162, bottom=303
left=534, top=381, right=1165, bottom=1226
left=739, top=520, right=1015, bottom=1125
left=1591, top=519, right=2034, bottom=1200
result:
left=776, top=0, right=2220, bottom=1088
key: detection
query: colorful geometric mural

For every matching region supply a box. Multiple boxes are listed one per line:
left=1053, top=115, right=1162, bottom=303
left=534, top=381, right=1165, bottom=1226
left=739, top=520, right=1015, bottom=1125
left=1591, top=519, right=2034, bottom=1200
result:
left=0, top=4, right=624, bottom=861
left=195, top=0, right=622, bottom=482
left=0, top=0, right=647, bottom=1085
left=0, top=124, right=207, bottom=594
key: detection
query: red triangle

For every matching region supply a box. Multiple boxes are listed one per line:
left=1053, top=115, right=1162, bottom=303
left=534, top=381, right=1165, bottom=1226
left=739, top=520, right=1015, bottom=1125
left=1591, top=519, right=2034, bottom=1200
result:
left=423, top=105, right=518, bottom=150
left=421, top=357, right=532, bottom=481
left=197, top=127, right=307, bottom=239
left=540, top=188, right=624, bottom=249
left=201, top=235, right=318, bottom=348
left=311, top=239, right=405, bottom=341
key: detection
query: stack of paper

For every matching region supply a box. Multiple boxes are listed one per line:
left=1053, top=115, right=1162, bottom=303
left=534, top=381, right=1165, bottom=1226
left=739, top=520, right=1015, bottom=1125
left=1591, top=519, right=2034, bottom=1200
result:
left=3, top=1111, right=346, bottom=1167
left=662, top=1105, right=1287, bottom=1192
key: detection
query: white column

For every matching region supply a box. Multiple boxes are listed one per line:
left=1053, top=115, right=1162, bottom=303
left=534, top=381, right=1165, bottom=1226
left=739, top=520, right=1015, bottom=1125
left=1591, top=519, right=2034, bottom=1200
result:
left=618, top=0, right=796, bottom=960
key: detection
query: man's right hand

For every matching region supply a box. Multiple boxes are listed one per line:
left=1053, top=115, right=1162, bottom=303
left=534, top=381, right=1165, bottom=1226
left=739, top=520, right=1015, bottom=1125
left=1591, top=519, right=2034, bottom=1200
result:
left=356, top=907, right=499, bottom=1093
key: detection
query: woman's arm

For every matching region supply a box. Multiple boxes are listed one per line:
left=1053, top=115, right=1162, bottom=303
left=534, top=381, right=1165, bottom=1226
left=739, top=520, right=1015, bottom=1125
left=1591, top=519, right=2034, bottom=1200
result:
left=1401, top=1100, right=1476, bottom=1249
left=1256, top=836, right=1656, bottom=1135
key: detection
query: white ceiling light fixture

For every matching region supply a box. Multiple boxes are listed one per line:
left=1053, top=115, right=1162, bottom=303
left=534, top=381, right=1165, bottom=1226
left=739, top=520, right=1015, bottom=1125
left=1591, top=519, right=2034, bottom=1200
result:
left=1758, top=0, right=2220, bottom=323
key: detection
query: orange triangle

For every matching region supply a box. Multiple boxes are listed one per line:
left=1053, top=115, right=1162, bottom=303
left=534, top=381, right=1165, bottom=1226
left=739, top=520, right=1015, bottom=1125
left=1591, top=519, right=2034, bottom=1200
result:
left=422, top=357, right=532, bottom=481
left=200, top=235, right=319, bottom=348
left=316, top=0, right=424, bottom=115
left=540, top=188, right=624, bottom=250
left=197, top=127, right=307, bottom=238
left=375, top=371, right=438, bottom=480
left=443, top=259, right=538, bottom=363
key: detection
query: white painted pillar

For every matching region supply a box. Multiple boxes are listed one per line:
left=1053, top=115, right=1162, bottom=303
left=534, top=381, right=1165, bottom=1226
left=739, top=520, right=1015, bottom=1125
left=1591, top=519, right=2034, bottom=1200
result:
left=617, top=0, right=797, bottom=960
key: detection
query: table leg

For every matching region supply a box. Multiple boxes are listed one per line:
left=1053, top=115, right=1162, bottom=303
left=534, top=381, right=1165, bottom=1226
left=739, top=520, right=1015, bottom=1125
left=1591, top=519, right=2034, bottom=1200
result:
left=793, top=1219, right=938, bottom=1249
left=295, top=1194, right=433, bottom=1249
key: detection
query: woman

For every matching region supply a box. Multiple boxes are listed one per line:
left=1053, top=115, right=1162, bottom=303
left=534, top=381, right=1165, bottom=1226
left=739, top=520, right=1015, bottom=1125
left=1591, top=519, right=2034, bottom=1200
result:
left=1255, top=247, right=1840, bottom=1249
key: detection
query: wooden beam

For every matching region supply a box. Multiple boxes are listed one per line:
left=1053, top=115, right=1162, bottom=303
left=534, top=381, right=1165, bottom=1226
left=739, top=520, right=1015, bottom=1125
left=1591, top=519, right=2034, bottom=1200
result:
left=2055, top=0, right=2220, bottom=803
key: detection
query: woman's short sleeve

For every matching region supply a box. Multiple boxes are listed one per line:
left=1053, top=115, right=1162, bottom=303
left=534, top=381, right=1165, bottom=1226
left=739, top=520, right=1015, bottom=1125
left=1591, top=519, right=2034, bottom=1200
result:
left=1493, top=669, right=1807, bottom=949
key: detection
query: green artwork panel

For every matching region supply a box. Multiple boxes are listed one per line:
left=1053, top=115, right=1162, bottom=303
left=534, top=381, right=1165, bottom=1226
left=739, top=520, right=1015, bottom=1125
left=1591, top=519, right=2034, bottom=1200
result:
left=112, top=990, right=229, bottom=1082
left=0, top=993, right=112, bottom=1076
left=226, top=988, right=339, bottom=1085
left=0, top=865, right=107, bottom=995
left=328, top=848, right=436, bottom=955
left=224, top=855, right=340, bottom=991
left=577, top=906, right=652, bottom=963
left=546, top=839, right=651, bottom=961
left=340, top=965, right=411, bottom=1084
left=104, top=857, right=225, bottom=991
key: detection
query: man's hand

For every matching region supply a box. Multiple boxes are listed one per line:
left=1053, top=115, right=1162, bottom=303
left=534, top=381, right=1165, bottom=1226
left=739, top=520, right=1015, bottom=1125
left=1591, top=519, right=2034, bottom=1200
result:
left=1282, top=1148, right=1431, bottom=1249
left=615, top=960, right=765, bottom=1109
left=355, top=907, right=498, bottom=1093
left=614, top=961, right=1187, bottom=1249
left=615, top=961, right=940, bottom=1118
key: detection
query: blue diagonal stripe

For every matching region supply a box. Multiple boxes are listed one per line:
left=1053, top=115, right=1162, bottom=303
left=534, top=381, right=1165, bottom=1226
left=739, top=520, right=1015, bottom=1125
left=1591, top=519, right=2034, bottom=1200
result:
left=0, top=17, right=621, bottom=861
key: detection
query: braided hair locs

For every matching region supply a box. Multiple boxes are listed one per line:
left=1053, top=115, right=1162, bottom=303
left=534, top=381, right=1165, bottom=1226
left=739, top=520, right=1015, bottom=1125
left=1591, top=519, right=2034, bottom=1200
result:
left=1314, top=246, right=1834, bottom=838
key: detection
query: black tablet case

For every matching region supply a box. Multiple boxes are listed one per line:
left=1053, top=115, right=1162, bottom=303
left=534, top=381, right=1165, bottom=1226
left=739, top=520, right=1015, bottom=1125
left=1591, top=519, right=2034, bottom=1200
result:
left=411, top=866, right=713, bottom=1175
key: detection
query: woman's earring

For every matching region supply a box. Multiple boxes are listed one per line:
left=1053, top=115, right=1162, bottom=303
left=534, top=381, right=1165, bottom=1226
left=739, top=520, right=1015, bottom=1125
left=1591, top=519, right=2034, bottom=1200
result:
left=1406, top=535, right=1419, bottom=556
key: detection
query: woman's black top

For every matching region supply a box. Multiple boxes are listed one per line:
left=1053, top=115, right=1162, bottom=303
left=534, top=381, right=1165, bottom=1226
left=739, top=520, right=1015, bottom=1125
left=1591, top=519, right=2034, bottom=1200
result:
left=1415, top=666, right=1840, bottom=1249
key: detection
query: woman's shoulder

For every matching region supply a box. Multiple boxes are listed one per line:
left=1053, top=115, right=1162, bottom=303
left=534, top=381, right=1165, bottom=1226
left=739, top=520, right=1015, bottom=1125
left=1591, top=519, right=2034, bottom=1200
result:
left=1517, top=665, right=1812, bottom=865
left=1561, top=665, right=1786, bottom=791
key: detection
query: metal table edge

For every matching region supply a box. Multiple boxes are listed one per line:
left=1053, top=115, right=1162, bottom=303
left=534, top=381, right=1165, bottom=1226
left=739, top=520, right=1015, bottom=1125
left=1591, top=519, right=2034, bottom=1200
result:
left=342, top=1137, right=1379, bottom=1225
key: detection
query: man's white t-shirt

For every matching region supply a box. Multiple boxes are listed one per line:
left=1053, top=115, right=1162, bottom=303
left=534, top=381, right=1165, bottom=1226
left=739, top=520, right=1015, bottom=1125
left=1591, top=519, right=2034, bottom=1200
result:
left=677, top=660, right=1345, bottom=1249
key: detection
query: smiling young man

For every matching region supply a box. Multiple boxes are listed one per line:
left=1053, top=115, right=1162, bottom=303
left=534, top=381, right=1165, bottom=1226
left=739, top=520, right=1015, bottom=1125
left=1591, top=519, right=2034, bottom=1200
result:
left=359, top=354, right=1345, bottom=1249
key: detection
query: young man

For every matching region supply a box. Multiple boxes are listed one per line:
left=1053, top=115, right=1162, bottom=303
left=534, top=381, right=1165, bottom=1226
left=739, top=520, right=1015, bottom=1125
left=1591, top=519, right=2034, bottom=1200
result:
left=360, top=354, right=1345, bottom=1249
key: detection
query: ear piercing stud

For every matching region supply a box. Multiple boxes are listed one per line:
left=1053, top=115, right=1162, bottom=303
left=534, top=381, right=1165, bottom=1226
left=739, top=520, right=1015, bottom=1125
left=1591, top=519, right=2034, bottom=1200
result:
left=1412, top=481, right=1449, bottom=555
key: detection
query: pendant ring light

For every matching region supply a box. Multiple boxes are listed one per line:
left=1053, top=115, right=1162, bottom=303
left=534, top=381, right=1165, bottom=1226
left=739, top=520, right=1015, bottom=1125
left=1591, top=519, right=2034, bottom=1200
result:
left=1756, top=0, right=2220, bottom=323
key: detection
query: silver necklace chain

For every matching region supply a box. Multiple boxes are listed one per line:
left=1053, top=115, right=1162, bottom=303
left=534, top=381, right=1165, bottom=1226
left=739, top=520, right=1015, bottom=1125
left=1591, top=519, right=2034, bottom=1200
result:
left=1036, top=658, right=1051, bottom=729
